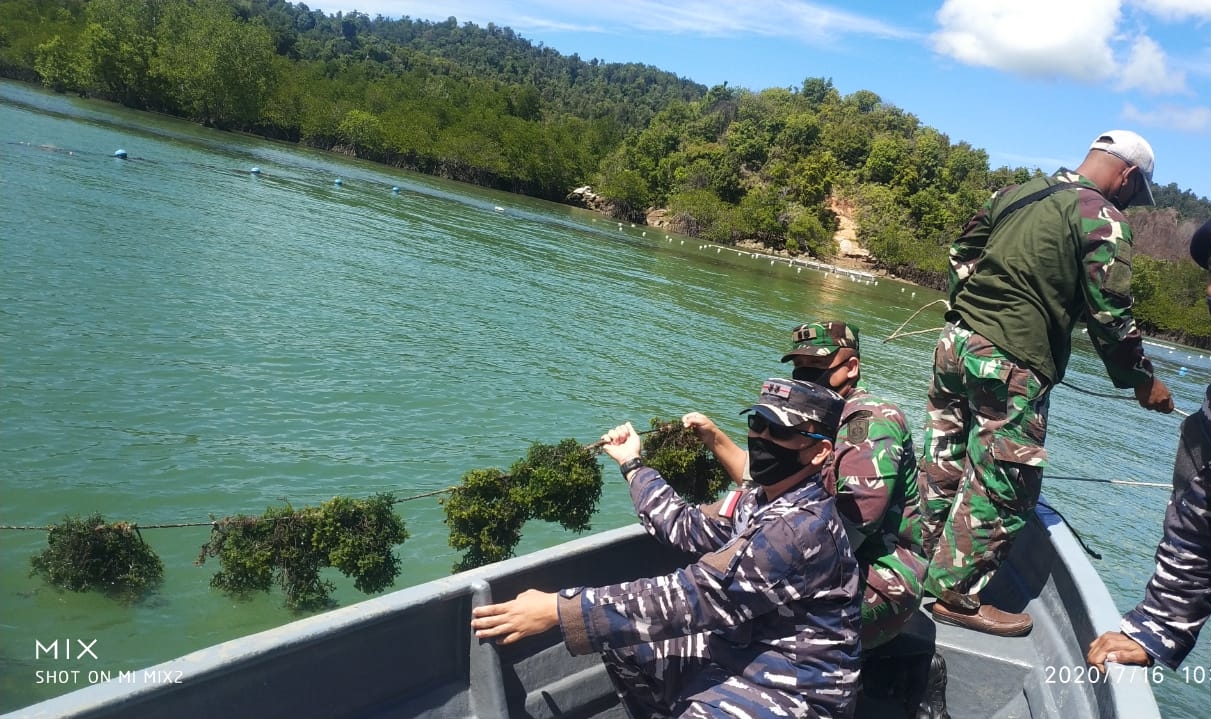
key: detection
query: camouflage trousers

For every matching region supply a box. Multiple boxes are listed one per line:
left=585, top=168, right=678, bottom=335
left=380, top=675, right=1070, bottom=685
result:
left=602, top=633, right=821, bottom=719
left=919, top=323, right=1049, bottom=602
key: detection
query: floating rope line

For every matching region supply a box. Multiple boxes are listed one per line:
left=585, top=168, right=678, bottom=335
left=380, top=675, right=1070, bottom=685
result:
left=0, top=486, right=461, bottom=531
left=1058, top=380, right=1191, bottom=417
left=1047, top=474, right=1171, bottom=489
left=883, top=298, right=948, bottom=343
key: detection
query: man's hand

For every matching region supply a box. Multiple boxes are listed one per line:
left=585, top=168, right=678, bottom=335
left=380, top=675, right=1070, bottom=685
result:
left=1086, top=631, right=1152, bottom=673
left=600, top=422, right=642, bottom=465
left=682, top=412, right=720, bottom=446
left=1135, top=377, right=1174, bottom=414
left=471, top=589, right=559, bottom=644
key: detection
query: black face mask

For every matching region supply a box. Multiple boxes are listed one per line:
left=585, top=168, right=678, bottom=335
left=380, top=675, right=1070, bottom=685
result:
left=792, top=365, right=831, bottom=386
left=747, top=434, right=805, bottom=486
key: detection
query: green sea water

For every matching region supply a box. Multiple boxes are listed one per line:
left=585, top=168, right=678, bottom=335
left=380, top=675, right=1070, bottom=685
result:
left=1, top=80, right=1206, bottom=716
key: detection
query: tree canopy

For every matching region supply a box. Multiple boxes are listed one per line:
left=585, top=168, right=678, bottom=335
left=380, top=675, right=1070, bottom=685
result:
left=3, top=0, right=1209, bottom=342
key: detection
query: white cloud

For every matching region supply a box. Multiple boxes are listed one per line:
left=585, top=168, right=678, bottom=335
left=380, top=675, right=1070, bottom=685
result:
left=931, top=0, right=1197, bottom=95
left=1128, top=0, right=1211, bottom=21
left=1122, top=101, right=1211, bottom=132
left=931, top=0, right=1120, bottom=82
left=1119, top=36, right=1188, bottom=93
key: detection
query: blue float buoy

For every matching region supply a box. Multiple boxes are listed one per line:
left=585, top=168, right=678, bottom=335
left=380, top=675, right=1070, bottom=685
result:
left=334, top=178, right=342, bottom=185
left=113, top=149, right=127, bottom=159
left=250, top=167, right=261, bottom=175
left=1180, top=367, right=1189, bottom=376
left=392, top=186, right=400, bottom=193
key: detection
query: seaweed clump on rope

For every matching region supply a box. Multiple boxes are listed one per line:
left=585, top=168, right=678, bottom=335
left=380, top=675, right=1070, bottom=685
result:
left=641, top=418, right=730, bottom=504
left=443, top=439, right=602, bottom=572
left=30, top=514, right=164, bottom=603
left=196, top=493, right=408, bottom=611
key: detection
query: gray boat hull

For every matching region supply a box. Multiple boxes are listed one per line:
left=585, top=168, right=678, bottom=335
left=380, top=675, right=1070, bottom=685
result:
left=6, top=503, right=1160, bottom=719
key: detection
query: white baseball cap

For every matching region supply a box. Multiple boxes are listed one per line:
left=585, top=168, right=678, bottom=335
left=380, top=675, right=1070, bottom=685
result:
left=1090, top=130, right=1155, bottom=206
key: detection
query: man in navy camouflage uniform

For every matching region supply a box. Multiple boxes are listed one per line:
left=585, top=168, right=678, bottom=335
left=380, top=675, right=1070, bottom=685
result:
left=472, top=379, right=862, bottom=719
left=685, top=322, right=928, bottom=650
left=921, top=130, right=1174, bottom=637
left=1087, top=217, right=1211, bottom=674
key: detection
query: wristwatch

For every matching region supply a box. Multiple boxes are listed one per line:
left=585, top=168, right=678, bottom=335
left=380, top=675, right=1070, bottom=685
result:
left=618, top=456, right=645, bottom=478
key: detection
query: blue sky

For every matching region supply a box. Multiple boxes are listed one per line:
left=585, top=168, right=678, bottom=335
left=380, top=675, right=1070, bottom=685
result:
left=308, top=0, right=1211, bottom=200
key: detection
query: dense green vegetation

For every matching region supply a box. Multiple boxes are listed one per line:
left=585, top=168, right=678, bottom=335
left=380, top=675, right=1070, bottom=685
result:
left=3, top=0, right=1209, bottom=342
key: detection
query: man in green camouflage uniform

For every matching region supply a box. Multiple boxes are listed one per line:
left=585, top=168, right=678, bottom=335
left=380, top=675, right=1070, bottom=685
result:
left=686, top=322, right=928, bottom=650
left=921, top=130, right=1174, bottom=637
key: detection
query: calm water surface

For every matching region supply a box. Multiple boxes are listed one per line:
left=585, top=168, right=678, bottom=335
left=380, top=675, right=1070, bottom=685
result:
left=1, top=81, right=1206, bottom=716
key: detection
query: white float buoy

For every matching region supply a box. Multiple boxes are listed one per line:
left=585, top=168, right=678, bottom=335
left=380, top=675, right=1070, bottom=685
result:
left=392, top=186, right=400, bottom=193
left=113, top=149, right=127, bottom=159
left=250, top=166, right=261, bottom=175
left=334, top=178, right=342, bottom=185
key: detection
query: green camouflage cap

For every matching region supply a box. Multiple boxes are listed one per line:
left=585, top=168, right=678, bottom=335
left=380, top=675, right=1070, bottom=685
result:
left=780, top=321, right=860, bottom=362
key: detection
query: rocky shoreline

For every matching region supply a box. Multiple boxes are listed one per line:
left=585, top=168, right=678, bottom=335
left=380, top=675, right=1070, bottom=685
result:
left=565, top=185, right=892, bottom=278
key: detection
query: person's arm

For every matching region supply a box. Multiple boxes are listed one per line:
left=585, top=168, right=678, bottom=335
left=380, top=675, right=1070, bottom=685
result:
left=1115, top=464, right=1211, bottom=669
left=683, top=412, right=747, bottom=484
left=1078, top=200, right=1171, bottom=413
left=557, top=510, right=850, bottom=655
left=948, top=191, right=998, bottom=302
left=832, top=408, right=912, bottom=552
left=601, top=422, right=733, bottom=554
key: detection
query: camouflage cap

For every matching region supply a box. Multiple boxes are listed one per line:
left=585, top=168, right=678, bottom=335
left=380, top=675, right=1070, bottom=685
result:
left=780, top=321, right=860, bottom=362
left=741, top=378, right=845, bottom=438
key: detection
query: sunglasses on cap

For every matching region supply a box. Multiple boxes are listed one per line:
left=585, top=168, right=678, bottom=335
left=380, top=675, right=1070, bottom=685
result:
left=747, top=413, right=830, bottom=443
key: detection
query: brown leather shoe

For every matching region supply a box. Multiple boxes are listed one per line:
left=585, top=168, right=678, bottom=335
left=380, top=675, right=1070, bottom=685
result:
left=932, top=601, right=1033, bottom=637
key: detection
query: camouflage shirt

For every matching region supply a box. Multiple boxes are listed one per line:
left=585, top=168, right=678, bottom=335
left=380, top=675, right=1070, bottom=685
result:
left=1120, top=388, right=1211, bottom=669
left=825, top=385, right=928, bottom=593
left=948, top=171, right=1153, bottom=387
left=557, top=465, right=862, bottom=718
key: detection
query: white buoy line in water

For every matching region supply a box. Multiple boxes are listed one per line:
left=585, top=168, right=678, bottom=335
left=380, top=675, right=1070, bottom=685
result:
left=681, top=241, right=880, bottom=285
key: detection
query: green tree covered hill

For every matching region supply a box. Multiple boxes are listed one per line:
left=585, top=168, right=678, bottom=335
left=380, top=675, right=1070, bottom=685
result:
left=2, top=0, right=1209, bottom=342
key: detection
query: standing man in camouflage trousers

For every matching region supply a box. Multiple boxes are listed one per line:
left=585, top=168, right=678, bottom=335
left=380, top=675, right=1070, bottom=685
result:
left=921, top=130, right=1174, bottom=637
left=1087, top=217, right=1211, bottom=675
left=685, top=322, right=928, bottom=650
left=472, top=379, right=862, bottom=719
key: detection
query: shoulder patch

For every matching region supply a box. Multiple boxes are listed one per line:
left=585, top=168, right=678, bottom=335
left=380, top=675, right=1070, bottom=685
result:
left=844, top=416, right=870, bottom=445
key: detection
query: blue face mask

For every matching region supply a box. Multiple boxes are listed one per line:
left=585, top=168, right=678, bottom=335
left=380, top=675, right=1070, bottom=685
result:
left=747, top=434, right=804, bottom=486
